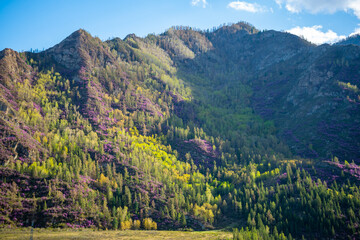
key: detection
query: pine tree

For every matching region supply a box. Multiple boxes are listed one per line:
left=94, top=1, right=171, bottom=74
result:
left=181, top=213, right=187, bottom=227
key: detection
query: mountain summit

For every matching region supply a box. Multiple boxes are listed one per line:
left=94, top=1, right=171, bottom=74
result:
left=33, top=29, right=116, bottom=76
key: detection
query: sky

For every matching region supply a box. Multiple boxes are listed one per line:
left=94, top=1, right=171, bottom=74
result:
left=0, top=0, right=360, bottom=51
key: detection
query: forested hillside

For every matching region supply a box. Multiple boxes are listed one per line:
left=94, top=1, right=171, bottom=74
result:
left=1, top=22, right=360, bottom=239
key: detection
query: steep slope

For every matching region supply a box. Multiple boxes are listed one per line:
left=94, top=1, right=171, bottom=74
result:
left=0, top=48, right=32, bottom=88
left=0, top=49, right=45, bottom=166
left=33, top=29, right=116, bottom=77
left=250, top=44, right=360, bottom=161
left=160, top=24, right=359, bottom=162
left=1, top=23, right=360, bottom=239
left=0, top=29, right=223, bottom=231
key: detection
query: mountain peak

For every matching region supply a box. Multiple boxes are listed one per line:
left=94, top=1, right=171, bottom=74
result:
left=124, top=33, right=138, bottom=40
left=67, top=28, right=93, bottom=42
left=43, top=29, right=115, bottom=76
left=0, top=48, right=31, bottom=87
left=0, top=48, right=17, bottom=58
left=48, top=28, right=96, bottom=51
left=213, top=21, right=258, bottom=35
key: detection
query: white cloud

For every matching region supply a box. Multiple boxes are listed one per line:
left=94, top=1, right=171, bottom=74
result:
left=275, top=0, right=360, bottom=19
left=191, top=0, right=207, bottom=8
left=287, top=25, right=346, bottom=45
left=228, top=1, right=267, bottom=13
left=350, top=24, right=360, bottom=37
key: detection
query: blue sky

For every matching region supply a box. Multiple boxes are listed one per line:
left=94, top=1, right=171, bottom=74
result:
left=0, top=0, right=359, bottom=51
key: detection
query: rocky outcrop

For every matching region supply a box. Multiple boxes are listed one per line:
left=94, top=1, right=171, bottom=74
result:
left=0, top=48, right=31, bottom=87
left=43, top=29, right=116, bottom=76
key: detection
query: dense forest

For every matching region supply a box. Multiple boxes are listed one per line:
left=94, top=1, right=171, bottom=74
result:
left=0, top=22, right=360, bottom=239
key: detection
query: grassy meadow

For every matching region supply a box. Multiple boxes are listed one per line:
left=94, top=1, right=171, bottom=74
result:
left=0, top=228, right=232, bottom=240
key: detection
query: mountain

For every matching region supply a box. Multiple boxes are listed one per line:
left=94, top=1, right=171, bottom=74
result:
left=165, top=24, right=360, bottom=162
left=247, top=42, right=360, bottom=161
left=1, top=22, right=360, bottom=239
left=336, top=34, right=360, bottom=46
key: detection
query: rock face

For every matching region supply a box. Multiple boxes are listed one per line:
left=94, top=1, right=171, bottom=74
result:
left=45, top=31, right=83, bottom=72
left=0, top=48, right=31, bottom=87
left=33, top=29, right=116, bottom=77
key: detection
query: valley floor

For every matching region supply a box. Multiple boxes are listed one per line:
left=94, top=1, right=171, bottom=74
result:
left=0, top=229, right=232, bottom=240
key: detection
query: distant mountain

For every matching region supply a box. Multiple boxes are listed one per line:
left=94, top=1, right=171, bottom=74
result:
left=336, top=34, right=360, bottom=46
left=1, top=22, right=360, bottom=238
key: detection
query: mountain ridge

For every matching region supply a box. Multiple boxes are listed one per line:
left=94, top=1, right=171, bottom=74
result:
left=3, top=23, right=360, bottom=161
left=1, top=22, right=360, bottom=238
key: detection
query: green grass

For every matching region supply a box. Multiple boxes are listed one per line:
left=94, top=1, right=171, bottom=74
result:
left=0, top=228, right=232, bottom=240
